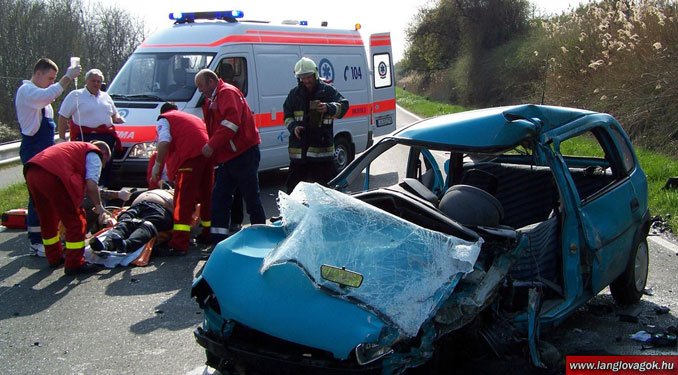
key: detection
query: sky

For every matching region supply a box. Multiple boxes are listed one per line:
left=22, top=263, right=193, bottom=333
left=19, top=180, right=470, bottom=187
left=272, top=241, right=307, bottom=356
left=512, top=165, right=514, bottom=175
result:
left=100, top=0, right=584, bottom=62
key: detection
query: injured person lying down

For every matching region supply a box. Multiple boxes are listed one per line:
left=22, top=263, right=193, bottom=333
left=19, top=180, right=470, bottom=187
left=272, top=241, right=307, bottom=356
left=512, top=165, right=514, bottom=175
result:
left=89, top=189, right=174, bottom=255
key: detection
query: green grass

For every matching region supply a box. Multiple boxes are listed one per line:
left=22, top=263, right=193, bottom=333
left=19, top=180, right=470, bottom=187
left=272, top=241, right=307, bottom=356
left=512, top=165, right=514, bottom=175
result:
left=396, top=88, right=678, bottom=232
left=396, top=87, right=467, bottom=118
left=0, top=182, right=28, bottom=214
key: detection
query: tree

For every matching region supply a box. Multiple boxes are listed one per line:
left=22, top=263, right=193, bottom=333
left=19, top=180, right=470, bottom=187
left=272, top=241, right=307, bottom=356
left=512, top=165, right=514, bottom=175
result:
left=0, top=0, right=145, bottom=142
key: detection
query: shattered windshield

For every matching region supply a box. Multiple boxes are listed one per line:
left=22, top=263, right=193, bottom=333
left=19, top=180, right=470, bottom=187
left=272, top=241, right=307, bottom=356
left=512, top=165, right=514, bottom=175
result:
left=108, top=52, right=214, bottom=102
left=261, top=183, right=482, bottom=337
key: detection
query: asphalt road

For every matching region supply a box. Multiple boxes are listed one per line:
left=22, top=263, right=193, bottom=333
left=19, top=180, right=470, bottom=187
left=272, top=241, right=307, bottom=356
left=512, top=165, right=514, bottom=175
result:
left=1, top=107, right=676, bottom=375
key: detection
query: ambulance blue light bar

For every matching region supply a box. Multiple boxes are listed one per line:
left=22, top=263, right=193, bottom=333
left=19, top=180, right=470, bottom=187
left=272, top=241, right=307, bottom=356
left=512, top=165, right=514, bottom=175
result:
left=169, top=10, right=244, bottom=24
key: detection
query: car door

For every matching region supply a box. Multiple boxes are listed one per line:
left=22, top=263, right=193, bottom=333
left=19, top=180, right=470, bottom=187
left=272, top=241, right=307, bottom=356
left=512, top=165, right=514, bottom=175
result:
left=553, top=119, right=646, bottom=293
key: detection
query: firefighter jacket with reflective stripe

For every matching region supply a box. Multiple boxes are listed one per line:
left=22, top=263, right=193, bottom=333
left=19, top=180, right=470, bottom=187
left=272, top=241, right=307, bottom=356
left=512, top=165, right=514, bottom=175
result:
left=201, top=79, right=260, bottom=164
left=158, top=110, right=209, bottom=179
left=283, top=79, right=349, bottom=163
left=24, top=142, right=102, bottom=207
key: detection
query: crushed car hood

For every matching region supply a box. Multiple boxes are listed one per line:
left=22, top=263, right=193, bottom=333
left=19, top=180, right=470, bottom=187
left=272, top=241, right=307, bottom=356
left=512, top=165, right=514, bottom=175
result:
left=200, top=224, right=387, bottom=359
left=262, top=183, right=482, bottom=338
left=200, top=183, right=482, bottom=359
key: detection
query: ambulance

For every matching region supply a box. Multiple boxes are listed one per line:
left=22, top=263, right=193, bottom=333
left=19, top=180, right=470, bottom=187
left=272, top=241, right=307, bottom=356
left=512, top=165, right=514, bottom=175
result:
left=105, top=10, right=396, bottom=189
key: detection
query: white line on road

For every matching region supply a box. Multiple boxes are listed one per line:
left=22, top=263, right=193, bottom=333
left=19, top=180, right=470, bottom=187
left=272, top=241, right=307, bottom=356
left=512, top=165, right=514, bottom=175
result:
left=648, top=235, right=678, bottom=255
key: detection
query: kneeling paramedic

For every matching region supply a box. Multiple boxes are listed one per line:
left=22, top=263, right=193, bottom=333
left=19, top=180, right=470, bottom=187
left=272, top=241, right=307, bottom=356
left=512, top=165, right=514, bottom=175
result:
left=24, top=141, right=112, bottom=275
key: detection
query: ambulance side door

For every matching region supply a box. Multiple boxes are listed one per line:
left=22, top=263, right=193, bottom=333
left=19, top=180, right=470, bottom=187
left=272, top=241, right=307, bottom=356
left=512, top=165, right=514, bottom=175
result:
left=369, top=33, right=396, bottom=137
left=212, top=45, right=259, bottom=123
left=252, top=44, right=301, bottom=171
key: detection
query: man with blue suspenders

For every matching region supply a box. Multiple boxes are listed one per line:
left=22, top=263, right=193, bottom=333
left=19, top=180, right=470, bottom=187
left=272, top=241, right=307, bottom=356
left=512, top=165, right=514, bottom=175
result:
left=15, top=57, right=81, bottom=256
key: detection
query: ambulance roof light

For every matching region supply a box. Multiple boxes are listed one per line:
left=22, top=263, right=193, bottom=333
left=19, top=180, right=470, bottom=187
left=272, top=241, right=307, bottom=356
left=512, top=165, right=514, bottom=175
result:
left=169, top=10, right=244, bottom=24
left=299, top=20, right=308, bottom=26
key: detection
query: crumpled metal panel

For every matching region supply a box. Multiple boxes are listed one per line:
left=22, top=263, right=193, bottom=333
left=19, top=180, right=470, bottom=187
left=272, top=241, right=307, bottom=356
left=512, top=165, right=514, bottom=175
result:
left=262, top=182, right=483, bottom=337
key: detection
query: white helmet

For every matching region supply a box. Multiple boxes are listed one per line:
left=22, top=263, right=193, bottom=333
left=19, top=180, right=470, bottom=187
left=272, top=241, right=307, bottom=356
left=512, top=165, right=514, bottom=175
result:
left=294, top=57, right=318, bottom=79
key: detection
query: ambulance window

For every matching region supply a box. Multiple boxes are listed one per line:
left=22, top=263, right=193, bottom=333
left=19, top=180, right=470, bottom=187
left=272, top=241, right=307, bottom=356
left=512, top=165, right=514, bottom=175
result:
left=373, top=53, right=392, bottom=89
left=217, top=57, right=248, bottom=96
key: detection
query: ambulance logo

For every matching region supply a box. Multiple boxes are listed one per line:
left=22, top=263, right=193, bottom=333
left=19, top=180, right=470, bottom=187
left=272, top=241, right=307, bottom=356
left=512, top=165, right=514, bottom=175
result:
left=378, top=61, right=388, bottom=79
left=318, top=58, right=334, bottom=83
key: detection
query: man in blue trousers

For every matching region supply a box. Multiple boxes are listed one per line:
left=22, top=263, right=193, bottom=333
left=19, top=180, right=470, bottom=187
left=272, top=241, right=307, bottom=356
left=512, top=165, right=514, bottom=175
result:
left=15, top=57, right=81, bottom=256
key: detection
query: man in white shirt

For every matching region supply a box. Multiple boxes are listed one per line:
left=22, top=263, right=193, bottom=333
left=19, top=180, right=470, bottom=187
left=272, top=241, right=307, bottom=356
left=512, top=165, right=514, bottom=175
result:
left=58, top=68, right=124, bottom=187
left=15, top=57, right=81, bottom=257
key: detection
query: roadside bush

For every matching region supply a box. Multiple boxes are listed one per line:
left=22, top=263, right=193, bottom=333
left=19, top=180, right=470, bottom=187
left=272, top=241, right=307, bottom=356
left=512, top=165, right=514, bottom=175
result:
left=540, top=0, right=677, bottom=156
left=0, top=122, right=20, bottom=144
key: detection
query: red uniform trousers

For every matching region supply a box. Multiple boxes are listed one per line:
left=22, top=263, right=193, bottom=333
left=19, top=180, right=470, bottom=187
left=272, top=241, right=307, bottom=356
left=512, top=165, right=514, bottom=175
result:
left=169, top=155, right=213, bottom=251
left=25, top=166, right=88, bottom=269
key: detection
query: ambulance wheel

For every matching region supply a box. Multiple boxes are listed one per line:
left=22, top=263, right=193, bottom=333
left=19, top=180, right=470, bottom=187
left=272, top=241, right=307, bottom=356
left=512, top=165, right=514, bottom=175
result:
left=334, top=136, right=353, bottom=172
left=610, top=237, right=648, bottom=305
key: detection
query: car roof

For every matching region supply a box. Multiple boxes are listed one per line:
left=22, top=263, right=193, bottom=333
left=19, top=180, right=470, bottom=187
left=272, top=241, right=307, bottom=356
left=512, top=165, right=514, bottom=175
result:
left=394, top=104, right=594, bottom=151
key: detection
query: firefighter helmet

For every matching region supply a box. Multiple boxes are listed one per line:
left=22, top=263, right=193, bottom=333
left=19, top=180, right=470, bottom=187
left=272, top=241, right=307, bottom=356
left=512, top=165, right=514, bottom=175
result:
left=294, top=57, right=318, bottom=79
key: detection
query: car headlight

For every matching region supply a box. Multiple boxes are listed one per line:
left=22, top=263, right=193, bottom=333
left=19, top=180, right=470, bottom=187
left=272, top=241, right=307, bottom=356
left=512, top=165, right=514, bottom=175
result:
left=355, top=342, right=393, bottom=365
left=127, top=142, right=157, bottom=158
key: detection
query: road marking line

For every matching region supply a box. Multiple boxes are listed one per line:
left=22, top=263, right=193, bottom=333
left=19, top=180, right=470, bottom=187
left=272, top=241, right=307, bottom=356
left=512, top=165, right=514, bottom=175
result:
left=648, top=235, right=678, bottom=254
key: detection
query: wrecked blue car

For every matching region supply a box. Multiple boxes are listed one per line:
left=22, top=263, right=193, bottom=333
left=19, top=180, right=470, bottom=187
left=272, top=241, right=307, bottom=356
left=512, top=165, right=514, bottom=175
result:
left=192, top=104, right=650, bottom=374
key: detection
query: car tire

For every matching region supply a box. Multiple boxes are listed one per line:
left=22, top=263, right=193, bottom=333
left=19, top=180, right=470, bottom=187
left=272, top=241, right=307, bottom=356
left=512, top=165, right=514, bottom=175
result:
left=610, top=237, right=649, bottom=305
left=334, top=135, right=353, bottom=172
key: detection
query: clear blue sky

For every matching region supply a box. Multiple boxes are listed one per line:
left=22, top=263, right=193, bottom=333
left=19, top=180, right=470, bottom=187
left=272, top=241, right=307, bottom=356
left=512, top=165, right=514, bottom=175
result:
left=99, top=0, right=583, bottom=62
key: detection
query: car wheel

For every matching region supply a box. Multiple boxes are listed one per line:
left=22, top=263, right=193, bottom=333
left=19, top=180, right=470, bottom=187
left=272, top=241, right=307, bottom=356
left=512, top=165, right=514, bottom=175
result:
left=610, top=237, right=648, bottom=305
left=334, top=136, right=353, bottom=172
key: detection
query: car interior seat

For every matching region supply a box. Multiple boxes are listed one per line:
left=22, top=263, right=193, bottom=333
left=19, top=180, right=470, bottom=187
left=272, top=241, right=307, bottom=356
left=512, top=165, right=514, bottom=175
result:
left=439, top=184, right=504, bottom=227
left=460, top=168, right=498, bottom=195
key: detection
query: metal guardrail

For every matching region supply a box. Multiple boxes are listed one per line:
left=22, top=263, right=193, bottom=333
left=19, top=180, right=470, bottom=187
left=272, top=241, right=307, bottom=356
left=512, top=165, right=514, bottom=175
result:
left=0, top=134, right=66, bottom=167
left=0, top=140, right=21, bottom=167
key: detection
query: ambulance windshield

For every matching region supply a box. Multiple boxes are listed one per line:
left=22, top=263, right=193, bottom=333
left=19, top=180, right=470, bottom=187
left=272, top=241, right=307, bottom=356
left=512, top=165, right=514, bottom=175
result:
left=108, top=53, right=215, bottom=102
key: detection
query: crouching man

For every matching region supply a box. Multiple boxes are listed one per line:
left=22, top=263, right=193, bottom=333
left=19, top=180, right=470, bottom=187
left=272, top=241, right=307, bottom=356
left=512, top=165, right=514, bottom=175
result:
left=24, top=141, right=112, bottom=275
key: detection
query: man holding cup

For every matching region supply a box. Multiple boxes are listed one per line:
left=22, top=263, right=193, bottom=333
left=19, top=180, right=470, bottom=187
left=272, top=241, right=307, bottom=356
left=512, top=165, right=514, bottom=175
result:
left=283, top=57, right=349, bottom=194
left=15, top=57, right=81, bottom=257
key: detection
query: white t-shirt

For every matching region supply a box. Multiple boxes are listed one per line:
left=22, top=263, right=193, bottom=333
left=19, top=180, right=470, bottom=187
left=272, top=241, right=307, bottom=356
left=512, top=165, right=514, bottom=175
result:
left=15, top=80, right=64, bottom=136
left=156, top=118, right=172, bottom=143
left=59, top=88, right=119, bottom=128
left=85, top=152, right=103, bottom=183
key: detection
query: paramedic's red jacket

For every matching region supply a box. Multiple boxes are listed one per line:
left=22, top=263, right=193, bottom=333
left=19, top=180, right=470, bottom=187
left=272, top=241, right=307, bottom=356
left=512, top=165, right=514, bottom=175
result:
left=158, top=110, right=209, bottom=179
left=202, top=79, right=260, bottom=164
left=24, top=142, right=102, bottom=206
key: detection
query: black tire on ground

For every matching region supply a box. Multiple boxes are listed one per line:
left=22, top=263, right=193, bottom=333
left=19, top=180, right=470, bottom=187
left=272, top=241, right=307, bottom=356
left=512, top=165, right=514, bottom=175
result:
left=610, top=237, right=649, bottom=305
left=334, top=136, right=353, bottom=172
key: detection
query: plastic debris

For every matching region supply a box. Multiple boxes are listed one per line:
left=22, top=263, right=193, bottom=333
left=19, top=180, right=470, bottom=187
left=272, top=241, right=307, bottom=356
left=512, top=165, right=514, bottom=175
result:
left=630, top=330, right=652, bottom=342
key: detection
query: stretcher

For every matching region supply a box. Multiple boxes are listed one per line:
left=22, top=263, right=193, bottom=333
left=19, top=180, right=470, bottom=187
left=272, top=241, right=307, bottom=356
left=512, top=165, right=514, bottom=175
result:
left=84, top=229, right=155, bottom=267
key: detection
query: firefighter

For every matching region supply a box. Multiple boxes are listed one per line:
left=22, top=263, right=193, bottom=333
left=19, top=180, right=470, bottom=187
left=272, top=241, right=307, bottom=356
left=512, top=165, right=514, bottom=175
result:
left=24, top=141, right=112, bottom=275
left=283, top=57, right=349, bottom=194
left=15, top=57, right=81, bottom=256
left=149, top=102, right=213, bottom=254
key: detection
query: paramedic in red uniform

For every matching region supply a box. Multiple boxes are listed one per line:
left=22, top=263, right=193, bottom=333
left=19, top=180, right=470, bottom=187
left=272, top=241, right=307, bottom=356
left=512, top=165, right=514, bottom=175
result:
left=149, top=102, right=213, bottom=254
left=15, top=57, right=81, bottom=257
left=283, top=57, right=349, bottom=193
left=57, top=68, right=125, bottom=187
left=195, top=69, right=266, bottom=245
left=24, top=141, right=112, bottom=275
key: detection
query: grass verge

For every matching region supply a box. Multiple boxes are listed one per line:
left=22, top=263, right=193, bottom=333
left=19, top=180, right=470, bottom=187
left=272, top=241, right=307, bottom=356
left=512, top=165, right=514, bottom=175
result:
left=0, top=182, right=28, bottom=214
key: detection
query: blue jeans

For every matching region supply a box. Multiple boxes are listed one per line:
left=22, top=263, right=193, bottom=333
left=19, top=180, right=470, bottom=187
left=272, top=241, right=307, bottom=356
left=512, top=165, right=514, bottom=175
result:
left=211, top=145, right=266, bottom=244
